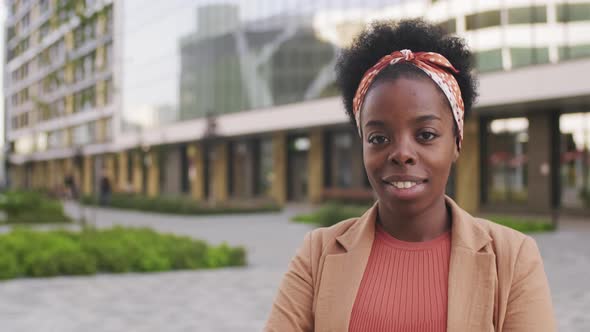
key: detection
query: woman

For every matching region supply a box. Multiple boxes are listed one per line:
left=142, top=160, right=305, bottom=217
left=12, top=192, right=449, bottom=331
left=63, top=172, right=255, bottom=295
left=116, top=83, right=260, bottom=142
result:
left=265, top=19, right=555, bottom=331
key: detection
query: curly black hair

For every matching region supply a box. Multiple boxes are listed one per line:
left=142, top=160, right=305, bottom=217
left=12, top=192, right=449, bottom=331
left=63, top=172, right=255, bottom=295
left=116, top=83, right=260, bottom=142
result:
left=335, top=19, right=478, bottom=129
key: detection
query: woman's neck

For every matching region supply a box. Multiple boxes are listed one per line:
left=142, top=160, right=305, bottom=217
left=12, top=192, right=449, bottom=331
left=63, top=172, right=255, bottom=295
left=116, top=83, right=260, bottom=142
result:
left=377, top=196, right=452, bottom=242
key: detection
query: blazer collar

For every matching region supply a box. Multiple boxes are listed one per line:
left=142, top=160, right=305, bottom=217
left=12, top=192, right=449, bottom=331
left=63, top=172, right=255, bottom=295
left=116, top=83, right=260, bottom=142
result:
left=335, top=196, right=492, bottom=253
left=317, top=196, right=496, bottom=332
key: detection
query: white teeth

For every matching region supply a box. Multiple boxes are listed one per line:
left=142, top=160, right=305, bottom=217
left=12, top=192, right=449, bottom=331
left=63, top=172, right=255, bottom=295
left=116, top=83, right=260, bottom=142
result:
left=391, top=181, right=417, bottom=189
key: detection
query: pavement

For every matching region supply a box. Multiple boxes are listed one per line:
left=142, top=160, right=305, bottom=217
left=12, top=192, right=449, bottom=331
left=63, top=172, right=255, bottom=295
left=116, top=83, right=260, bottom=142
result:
left=0, top=202, right=587, bottom=331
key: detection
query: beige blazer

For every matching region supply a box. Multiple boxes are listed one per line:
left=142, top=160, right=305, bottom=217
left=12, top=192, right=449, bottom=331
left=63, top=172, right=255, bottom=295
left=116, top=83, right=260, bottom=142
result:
left=265, top=197, right=555, bottom=331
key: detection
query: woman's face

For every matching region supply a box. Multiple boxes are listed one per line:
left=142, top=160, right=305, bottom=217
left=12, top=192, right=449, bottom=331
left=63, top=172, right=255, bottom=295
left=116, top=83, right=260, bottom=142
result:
left=361, top=76, right=459, bottom=216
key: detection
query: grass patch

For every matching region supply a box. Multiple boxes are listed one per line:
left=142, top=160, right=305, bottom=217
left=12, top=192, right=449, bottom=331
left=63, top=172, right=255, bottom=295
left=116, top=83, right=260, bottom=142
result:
left=0, top=226, right=246, bottom=280
left=294, top=203, right=555, bottom=233
left=0, top=191, right=72, bottom=224
left=485, top=215, right=555, bottom=233
left=81, top=193, right=281, bottom=215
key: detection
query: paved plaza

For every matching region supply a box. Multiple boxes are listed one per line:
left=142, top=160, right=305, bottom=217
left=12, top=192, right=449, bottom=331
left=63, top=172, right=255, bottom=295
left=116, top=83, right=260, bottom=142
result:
left=0, top=203, right=588, bottom=331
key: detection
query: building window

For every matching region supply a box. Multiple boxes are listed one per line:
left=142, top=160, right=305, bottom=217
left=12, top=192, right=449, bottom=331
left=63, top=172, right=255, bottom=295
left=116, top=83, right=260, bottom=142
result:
left=437, top=18, right=456, bottom=34
left=40, top=0, right=50, bottom=14
left=466, top=10, right=501, bottom=30
left=510, top=47, right=550, bottom=68
left=560, top=113, right=590, bottom=209
left=74, top=87, right=96, bottom=113
left=257, top=138, right=273, bottom=195
left=557, top=3, right=590, bottom=23
left=559, top=44, right=590, bottom=61
left=332, top=132, right=354, bottom=188
left=486, top=118, right=529, bottom=204
left=475, top=49, right=503, bottom=72
left=508, top=6, right=547, bottom=24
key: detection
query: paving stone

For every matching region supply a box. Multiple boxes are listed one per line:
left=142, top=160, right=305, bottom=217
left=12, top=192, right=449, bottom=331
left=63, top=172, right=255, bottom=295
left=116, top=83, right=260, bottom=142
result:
left=0, top=203, right=587, bottom=331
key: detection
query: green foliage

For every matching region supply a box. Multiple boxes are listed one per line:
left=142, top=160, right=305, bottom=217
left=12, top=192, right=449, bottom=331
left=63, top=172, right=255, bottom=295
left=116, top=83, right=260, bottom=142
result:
left=294, top=203, right=555, bottom=233
left=0, top=191, right=72, bottom=224
left=81, top=193, right=281, bottom=215
left=292, top=203, right=369, bottom=227
left=0, top=227, right=246, bottom=280
left=486, top=215, right=555, bottom=233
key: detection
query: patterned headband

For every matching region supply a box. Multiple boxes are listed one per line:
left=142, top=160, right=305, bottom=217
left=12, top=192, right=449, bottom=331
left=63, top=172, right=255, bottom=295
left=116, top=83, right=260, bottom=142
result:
left=352, top=49, right=465, bottom=151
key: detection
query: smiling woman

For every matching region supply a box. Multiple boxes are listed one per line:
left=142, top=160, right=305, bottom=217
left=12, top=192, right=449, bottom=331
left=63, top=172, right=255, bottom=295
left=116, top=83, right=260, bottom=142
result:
left=265, top=19, right=555, bottom=331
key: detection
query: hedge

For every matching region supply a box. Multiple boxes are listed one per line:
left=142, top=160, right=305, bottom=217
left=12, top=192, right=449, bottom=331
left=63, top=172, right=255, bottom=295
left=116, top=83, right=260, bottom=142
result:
left=292, top=203, right=555, bottom=233
left=0, top=226, right=246, bottom=280
left=0, top=191, right=72, bottom=224
left=81, top=193, right=281, bottom=215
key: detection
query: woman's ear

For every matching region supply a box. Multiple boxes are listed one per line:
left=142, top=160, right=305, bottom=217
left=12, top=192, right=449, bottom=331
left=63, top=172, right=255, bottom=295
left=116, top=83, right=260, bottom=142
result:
left=453, top=139, right=460, bottom=162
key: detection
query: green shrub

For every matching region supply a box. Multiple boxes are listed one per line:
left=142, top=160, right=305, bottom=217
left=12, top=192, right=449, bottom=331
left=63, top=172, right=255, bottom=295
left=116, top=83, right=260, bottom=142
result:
left=81, top=193, right=281, bottom=215
left=487, top=215, right=555, bottom=233
left=0, top=191, right=71, bottom=224
left=295, top=203, right=555, bottom=233
left=0, top=251, right=19, bottom=280
left=0, top=226, right=247, bottom=280
left=292, top=203, right=369, bottom=227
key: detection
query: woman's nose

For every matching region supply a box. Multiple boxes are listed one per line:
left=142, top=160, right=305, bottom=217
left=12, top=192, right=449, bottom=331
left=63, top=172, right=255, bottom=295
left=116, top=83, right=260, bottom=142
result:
left=388, top=139, right=417, bottom=166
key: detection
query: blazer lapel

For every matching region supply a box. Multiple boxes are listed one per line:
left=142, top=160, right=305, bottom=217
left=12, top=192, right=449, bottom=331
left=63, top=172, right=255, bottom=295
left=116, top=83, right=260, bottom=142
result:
left=446, top=197, right=497, bottom=331
left=314, top=203, right=378, bottom=332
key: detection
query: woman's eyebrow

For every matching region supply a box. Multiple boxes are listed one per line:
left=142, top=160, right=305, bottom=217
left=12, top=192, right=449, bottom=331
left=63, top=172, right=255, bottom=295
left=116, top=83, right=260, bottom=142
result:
left=414, top=114, right=442, bottom=123
left=364, top=120, right=386, bottom=128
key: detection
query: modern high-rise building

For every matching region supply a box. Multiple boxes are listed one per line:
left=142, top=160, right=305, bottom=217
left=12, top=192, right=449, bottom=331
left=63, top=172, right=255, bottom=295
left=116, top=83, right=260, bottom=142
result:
left=4, top=0, right=114, bottom=193
left=5, top=0, right=590, bottom=216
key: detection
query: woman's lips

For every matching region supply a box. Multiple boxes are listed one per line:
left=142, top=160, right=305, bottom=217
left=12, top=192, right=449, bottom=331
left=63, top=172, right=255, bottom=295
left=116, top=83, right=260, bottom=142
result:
left=382, top=178, right=428, bottom=200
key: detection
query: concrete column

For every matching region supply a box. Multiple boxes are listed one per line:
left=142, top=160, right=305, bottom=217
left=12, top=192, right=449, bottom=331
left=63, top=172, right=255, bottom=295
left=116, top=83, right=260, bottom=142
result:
left=147, top=150, right=160, bottom=198
left=117, top=151, right=128, bottom=192
left=212, top=142, right=229, bottom=203
left=132, top=151, right=143, bottom=194
left=95, top=80, right=106, bottom=108
left=308, top=129, right=324, bottom=203
left=188, top=143, right=205, bottom=201
left=82, top=155, right=93, bottom=196
left=96, top=119, right=107, bottom=143
left=271, top=132, right=287, bottom=205
left=95, top=46, right=105, bottom=71
left=527, top=113, right=552, bottom=213
left=455, top=116, right=481, bottom=214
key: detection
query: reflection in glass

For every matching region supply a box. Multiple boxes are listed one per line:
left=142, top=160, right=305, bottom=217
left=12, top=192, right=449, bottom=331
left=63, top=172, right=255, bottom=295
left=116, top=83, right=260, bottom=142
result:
left=560, top=113, right=590, bottom=209
left=487, top=118, right=529, bottom=204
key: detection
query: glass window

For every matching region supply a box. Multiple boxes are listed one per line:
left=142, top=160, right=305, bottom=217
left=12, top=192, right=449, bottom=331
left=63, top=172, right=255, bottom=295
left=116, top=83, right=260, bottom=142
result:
left=510, top=47, right=550, bottom=68
left=332, top=132, right=353, bottom=188
left=557, top=4, right=590, bottom=23
left=486, top=118, right=529, bottom=204
left=559, top=44, right=590, bottom=61
left=476, top=49, right=503, bottom=72
left=466, top=10, right=501, bottom=30
left=508, top=6, right=547, bottom=24
left=437, top=18, right=456, bottom=34
left=560, top=113, right=590, bottom=209
left=258, top=138, right=273, bottom=195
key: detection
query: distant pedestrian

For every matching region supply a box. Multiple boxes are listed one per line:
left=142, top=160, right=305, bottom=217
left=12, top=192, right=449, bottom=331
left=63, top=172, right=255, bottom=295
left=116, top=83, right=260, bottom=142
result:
left=99, top=171, right=112, bottom=206
left=64, top=174, right=78, bottom=200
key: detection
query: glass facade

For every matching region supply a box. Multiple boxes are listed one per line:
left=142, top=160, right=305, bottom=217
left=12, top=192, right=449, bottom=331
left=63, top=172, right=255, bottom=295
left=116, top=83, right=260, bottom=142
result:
left=560, top=113, right=590, bottom=209
left=120, top=0, right=590, bottom=133
left=486, top=118, right=529, bottom=204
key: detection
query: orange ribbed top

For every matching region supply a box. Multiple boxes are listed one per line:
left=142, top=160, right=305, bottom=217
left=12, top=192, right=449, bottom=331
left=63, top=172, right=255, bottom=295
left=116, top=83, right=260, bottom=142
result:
left=349, top=223, right=452, bottom=332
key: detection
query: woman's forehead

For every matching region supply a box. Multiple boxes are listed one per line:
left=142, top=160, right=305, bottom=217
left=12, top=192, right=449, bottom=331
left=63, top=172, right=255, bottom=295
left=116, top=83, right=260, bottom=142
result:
left=361, top=78, right=453, bottom=125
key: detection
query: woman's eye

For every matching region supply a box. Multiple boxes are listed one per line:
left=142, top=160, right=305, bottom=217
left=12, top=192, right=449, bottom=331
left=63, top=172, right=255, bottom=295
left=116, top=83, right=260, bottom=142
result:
left=418, top=131, right=438, bottom=141
left=368, top=135, right=389, bottom=145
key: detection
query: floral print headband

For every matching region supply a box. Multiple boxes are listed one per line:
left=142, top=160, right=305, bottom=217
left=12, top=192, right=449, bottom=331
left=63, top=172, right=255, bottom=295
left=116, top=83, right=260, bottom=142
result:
left=352, top=49, right=465, bottom=150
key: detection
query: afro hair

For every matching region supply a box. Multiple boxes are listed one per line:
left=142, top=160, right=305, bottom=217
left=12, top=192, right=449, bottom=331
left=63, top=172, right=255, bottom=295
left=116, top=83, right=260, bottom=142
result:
left=335, top=19, right=478, bottom=128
